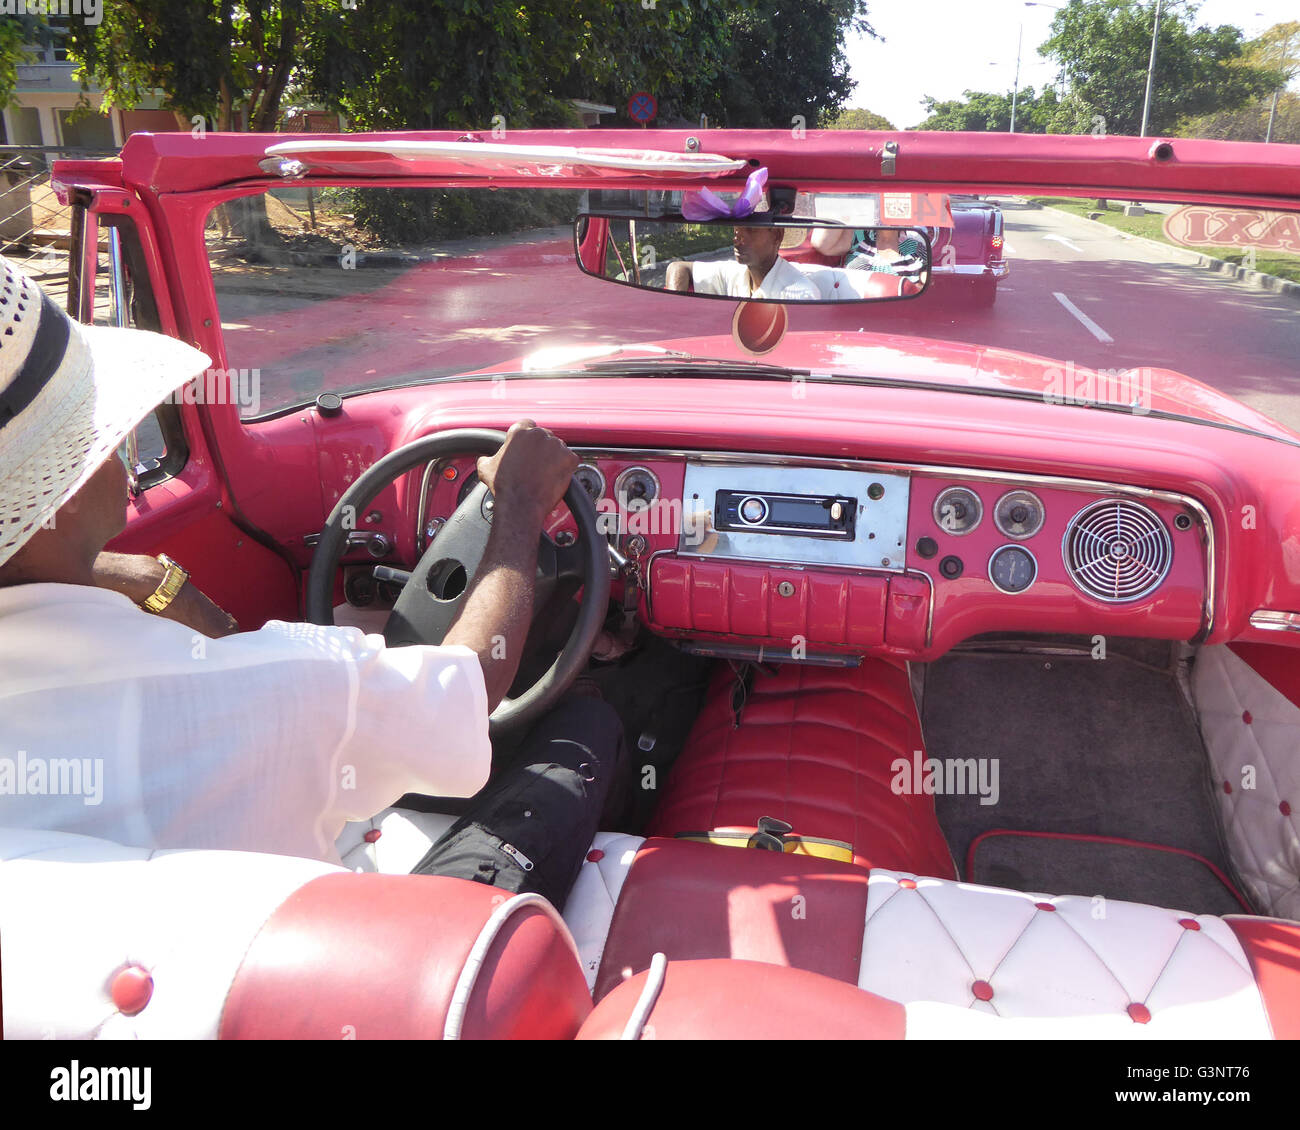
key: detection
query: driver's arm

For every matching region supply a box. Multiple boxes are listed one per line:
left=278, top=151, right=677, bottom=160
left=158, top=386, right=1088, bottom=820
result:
left=441, top=420, right=578, bottom=711
left=664, top=260, right=694, bottom=292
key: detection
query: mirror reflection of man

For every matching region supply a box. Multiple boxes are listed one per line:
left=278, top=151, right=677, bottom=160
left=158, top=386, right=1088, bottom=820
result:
left=665, top=224, right=818, bottom=300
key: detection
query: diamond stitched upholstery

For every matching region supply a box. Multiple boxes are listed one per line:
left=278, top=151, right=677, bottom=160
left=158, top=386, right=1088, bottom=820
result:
left=646, top=659, right=957, bottom=878
left=859, top=871, right=1272, bottom=1037
left=1192, top=644, right=1300, bottom=920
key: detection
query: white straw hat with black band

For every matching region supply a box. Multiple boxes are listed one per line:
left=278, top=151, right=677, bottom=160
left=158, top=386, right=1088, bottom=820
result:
left=0, top=255, right=210, bottom=570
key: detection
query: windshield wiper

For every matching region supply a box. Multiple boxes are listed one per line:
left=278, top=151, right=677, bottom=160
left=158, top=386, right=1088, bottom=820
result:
left=578, top=355, right=805, bottom=378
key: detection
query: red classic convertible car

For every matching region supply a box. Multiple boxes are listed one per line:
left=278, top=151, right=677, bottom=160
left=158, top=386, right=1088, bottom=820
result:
left=2, top=128, right=1299, bottom=1042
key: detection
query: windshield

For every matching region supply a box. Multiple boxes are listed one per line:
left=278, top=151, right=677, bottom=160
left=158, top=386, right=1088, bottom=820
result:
left=210, top=184, right=1300, bottom=441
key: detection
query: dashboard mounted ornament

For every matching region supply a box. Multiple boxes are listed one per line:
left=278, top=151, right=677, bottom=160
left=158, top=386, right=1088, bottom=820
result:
left=732, top=300, right=787, bottom=355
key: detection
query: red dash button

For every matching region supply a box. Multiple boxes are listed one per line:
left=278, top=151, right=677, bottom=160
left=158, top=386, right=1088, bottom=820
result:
left=586, top=849, right=604, bottom=863
left=899, top=878, right=918, bottom=890
left=1034, top=901, right=1056, bottom=912
left=110, top=965, right=154, bottom=1016
left=972, top=980, right=994, bottom=1002
left=1178, top=918, right=1201, bottom=931
left=363, top=828, right=382, bottom=843
left=1127, top=1003, right=1152, bottom=1024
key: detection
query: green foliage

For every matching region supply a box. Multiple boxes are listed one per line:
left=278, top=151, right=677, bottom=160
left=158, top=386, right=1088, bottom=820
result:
left=822, top=106, right=895, bottom=130
left=63, top=1, right=319, bottom=130
left=912, top=87, right=1060, bottom=133
left=1038, top=0, right=1278, bottom=136
left=325, top=187, right=581, bottom=246
left=1177, top=91, right=1300, bottom=144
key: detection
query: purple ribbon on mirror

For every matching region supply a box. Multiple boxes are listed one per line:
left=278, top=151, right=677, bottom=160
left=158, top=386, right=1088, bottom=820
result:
left=681, top=166, right=769, bottom=222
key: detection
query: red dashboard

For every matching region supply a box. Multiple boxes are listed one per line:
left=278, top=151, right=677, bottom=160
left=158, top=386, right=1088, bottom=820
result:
left=398, top=448, right=1210, bottom=663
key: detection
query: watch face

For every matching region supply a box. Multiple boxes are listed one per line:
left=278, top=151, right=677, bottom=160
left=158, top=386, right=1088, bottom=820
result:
left=988, top=545, right=1038, bottom=594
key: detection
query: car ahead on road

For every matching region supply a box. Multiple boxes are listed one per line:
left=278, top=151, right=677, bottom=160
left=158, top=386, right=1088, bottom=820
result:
left=932, top=193, right=1009, bottom=307
left=3, top=130, right=1299, bottom=1042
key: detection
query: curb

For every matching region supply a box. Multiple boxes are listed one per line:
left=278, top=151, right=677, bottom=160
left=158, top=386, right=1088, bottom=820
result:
left=1016, top=198, right=1300, bottom=304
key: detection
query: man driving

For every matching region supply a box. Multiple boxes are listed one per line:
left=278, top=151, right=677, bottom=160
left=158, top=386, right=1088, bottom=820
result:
left=0, top=256, right=625, bottom=911
left=664, top=224, right=818, bottom=300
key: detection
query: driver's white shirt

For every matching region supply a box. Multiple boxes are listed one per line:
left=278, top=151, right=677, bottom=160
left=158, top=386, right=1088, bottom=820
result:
left=690, top=254, right=820, bottom=300
left=0, top=584, right=491, bottom=865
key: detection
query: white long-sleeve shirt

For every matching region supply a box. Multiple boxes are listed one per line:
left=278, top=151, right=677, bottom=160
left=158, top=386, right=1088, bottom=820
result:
left=0, top=584, right=491, bottom=865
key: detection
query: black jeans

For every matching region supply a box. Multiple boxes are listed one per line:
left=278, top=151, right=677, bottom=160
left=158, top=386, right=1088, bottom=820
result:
left=409, top=695, right=628, bottom=911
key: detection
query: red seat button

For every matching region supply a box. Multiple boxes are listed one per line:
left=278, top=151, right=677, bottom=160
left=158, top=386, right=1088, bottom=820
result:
left=971, top=980, right=994, bottom=1001
left=1034, top=901, right=1056, bottom=912
left=363, top=828, right=382, bottom=843
left=1223, top=781, right=1233, bottom=794
left=1242, top=710, right=1253, bottom=724
left=110, top=965, right=153, bottom=1016
left=1178, top=918, right=1201, bottom=931
left=899, top=878, right=918, bottom=890
left=1127, top=1003, right=1152, bottom=1024
left=1282, top=801, right=1293, bottom=817
left=586, top=849, right=605, bottom=863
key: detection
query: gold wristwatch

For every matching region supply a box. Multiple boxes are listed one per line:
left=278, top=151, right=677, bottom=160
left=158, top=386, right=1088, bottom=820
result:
left=140, top=554, right=189, bottom=614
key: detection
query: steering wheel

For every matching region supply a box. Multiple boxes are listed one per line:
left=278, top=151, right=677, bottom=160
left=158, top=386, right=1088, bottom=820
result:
left=305, top=428, right=611, bottom=735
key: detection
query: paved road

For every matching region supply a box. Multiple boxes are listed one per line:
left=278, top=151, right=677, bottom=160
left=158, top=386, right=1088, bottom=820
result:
left=214, top=199, right=1300, bottom=435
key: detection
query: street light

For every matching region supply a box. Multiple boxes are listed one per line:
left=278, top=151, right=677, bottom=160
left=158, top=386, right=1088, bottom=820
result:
left=1139, top=0, right=1164, bottom=137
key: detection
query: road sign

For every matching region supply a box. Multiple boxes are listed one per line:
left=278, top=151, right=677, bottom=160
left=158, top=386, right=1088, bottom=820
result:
left=627, top=91, right=658, bottom=124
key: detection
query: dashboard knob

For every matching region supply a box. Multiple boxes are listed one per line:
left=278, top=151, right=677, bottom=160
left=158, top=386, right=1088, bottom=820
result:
left=738, top=496, right=768, bottom=525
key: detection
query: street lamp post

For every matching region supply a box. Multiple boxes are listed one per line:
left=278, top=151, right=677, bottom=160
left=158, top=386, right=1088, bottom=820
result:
left=1010, top=22, right=1023, bottom=132
left=1139, top=0, right=1164, bottom=137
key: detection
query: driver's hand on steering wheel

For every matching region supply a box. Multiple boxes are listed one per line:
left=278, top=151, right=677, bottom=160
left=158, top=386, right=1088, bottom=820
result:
left=475, top=420, right=579, bottom=527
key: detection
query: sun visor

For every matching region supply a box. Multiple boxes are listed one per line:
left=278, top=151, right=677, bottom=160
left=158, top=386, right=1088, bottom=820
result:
left=261, top=139, right=748, bottom=180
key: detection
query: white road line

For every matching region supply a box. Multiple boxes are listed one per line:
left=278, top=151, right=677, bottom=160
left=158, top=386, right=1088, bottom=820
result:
left=1044, top=234, right=1083, bottom=253
left=1053, top=292, right=1114, bottom=344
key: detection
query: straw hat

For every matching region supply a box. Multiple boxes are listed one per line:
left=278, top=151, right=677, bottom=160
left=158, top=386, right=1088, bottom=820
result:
left=0, top=255, right=210, bottom=569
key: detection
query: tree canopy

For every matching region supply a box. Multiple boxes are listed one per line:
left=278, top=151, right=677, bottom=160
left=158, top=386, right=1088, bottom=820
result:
left=823, top=106, right=895, bottom=130
left=1038, top=0, right=1278, bottom=136
left=912, top=87, right=1060, bottom=132
left=54, top=0, right=874, bottom=133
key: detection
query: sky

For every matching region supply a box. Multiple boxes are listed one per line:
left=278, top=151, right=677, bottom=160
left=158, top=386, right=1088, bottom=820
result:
left=845, top=0, right=1299, bottom=129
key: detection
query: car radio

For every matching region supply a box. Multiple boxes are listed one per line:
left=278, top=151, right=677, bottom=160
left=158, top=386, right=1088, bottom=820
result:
left=715, top=490, right=856, bottom=539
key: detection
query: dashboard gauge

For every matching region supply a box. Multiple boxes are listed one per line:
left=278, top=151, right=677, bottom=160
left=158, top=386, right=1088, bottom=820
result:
left=614, top=466, right=660, bottom=511
left=933, top=486, right=983, bottom=535
left=988, top=544, right=1038, bottom=594
left=574, top=463, right=606, bottom=501
left=994, top=489, right=1045, bottom=539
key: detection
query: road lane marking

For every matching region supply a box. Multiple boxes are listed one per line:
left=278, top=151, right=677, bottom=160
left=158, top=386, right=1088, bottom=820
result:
left=1003, top=241, right=1018, bottom=254
left=1044, top=234, right=1083, bottom=253
left=1053, top=292, right=1114, bottom=343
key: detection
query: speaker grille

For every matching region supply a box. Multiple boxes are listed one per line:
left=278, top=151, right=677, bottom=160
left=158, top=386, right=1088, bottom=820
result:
left=1063, top=499, right=1172, bottom=602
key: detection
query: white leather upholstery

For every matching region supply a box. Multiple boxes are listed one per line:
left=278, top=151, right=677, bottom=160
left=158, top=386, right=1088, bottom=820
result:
left=337, top=807, right=644, bottom=990
left=860, top=870, right=1272, bottom=1038
left=0, top=828, right=340, bottom=1039
left=1192, top=645, right=1300, bottom=920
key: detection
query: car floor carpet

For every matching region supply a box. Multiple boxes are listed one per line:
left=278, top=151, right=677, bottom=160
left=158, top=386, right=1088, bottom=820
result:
left=968, top=831, right=1249, bottom=917
left=919, top=644, right=1249, bottom=915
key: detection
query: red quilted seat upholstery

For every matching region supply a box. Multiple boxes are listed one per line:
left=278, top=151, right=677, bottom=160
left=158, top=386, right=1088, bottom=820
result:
left=646, top=659, right=956, bottom=878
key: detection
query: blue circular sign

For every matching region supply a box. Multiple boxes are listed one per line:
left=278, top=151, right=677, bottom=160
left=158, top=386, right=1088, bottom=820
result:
left=628, top=91, right=658, bottom=123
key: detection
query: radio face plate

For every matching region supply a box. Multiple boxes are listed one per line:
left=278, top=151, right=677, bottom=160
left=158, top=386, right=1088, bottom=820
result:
left=680, top=462, right=911, bottom=570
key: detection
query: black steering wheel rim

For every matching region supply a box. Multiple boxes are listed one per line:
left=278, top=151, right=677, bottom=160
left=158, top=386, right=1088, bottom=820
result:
left=305, top=428, right=611, bottom=735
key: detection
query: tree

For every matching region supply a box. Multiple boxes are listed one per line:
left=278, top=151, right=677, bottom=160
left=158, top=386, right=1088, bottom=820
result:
left=1039, top=0, right=1277, bottom=136
left=720, top=0, right=876, bottom=128
left=0, top=16, right=37, bottom=112
left=911, top=87, right=1059, bottom=132
left=823, top=107, right=895, bottom=130
left=1177, top=91, right=1300, bottom=144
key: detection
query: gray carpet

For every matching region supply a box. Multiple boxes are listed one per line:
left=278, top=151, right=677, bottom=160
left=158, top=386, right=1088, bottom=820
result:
left=970, top=833, right=1245, bottom=917
left=920, top=643, right=1248, bottom=915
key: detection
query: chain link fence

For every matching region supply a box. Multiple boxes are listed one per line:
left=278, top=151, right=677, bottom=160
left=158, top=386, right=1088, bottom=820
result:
left=0, top=144, right=118, bottom=318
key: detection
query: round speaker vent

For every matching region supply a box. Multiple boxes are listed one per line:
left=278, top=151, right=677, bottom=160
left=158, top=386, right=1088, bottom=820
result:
left=1063, top=499, right=1172, bottom=602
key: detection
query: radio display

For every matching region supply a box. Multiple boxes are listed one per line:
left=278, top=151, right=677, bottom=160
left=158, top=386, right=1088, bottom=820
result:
left=768, top=496, right=832, bottom=527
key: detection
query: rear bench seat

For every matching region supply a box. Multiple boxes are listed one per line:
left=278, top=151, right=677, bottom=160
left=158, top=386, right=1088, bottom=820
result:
left=3, top=827, right=1297, bottom=1038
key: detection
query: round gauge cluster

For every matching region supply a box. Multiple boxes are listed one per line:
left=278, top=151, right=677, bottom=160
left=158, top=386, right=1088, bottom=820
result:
left=614, top=466, right=660, bottom=511
left=929, top=485, right=1047, bottom=595
left=574, top=463, right=606, bottom=501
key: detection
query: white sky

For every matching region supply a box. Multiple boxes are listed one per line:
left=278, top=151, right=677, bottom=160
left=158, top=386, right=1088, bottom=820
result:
left=846, top=0, right=1299, bottom=129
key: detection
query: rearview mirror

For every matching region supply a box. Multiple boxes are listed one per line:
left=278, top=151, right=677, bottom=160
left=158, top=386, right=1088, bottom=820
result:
left=574, top=216, right=932, bottom=304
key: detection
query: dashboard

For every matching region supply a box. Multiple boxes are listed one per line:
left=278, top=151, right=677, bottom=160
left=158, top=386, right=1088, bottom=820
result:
left=399, top=448, right=1212, bottom=662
